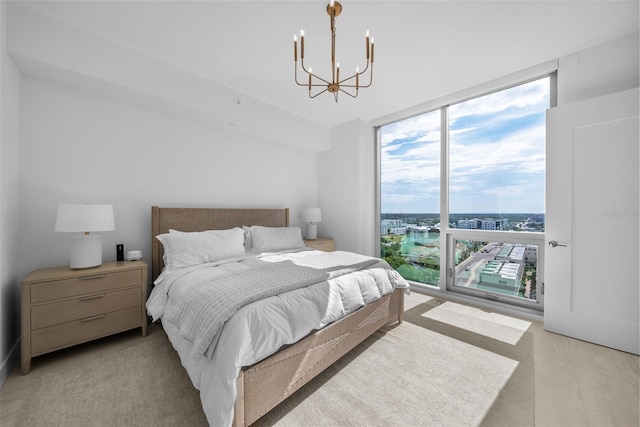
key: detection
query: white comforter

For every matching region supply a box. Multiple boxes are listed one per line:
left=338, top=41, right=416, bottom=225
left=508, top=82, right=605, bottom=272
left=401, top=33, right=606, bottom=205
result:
left=147, top=249, right=409, bottom=427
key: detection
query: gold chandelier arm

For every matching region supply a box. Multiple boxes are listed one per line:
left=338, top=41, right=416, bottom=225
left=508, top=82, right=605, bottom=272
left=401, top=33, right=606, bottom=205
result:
left=296, top=61, right=334, bottom=88
left=302, top=62, right=331, bottom=86
left=354, top=70, right=373, bottom=88
left=336, top=63, right=373, bottom=88
left=338, top=64, right=371, bottom=86
left=338, top=87, right=359, bottom=99
left=294, top=62, right=306, bottom=86
left=354, top=60, right=370, bottom=78
left=309, top=87, right=330, bottom=98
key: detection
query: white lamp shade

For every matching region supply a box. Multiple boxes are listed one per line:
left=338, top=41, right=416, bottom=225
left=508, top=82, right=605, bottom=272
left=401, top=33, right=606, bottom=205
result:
left=55, top=204, right=115, bottom=232
left=301, top=208, right=322, bottom=223
left=55, top=204, right=115, bottom=269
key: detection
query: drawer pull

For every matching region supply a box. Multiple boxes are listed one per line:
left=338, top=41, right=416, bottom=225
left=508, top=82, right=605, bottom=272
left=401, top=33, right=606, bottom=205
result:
left=79, top=274, right=106, bottom=281
left=80, top=314, right=105, bottom=323
left=79, top=293, right=105, bottom=301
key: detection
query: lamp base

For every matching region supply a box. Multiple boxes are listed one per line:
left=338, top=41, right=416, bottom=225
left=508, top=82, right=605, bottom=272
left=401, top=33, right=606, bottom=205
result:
left=306, top=223, right=318, bottom=240
left=70, top=234, right=103, bottom=269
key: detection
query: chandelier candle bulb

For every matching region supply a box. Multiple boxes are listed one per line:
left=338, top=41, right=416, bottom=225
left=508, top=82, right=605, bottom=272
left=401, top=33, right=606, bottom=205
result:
left=294, top=35, right=297, bottom=61
left=371, top=38, right=375, bottom=63
left=366, top=31, right=370, bottom=60
left=336, top=62, right=340, bottom=82
left=356, top=67, right=359, bottom=89
left=301, top=30, right=304, bottom=59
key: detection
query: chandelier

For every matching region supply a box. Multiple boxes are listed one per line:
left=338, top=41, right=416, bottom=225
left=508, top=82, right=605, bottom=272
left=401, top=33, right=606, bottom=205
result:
left=293, top=1, right=374, bottom=102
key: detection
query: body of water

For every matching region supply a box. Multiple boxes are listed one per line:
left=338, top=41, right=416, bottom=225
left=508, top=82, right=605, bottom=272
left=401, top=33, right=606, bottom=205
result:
left=399, top=231, right=441, bottom=261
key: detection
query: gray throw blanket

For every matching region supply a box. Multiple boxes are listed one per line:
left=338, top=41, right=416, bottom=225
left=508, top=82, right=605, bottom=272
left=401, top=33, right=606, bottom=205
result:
left=165, top=251, right=380, bottom=359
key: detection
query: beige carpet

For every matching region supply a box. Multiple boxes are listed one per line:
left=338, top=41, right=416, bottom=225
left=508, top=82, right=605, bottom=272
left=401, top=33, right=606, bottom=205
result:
left=2, top=297, right=533, bottom=427
left=260, top=298, right=534, bottom=427
left=4, top=333, right=208, bottom=427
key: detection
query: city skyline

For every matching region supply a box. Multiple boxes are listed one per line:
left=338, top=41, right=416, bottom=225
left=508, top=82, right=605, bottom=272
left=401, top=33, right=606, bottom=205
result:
left=381, top=212, right=545, bottom=216
left=381, top=212, right=544, bottom=232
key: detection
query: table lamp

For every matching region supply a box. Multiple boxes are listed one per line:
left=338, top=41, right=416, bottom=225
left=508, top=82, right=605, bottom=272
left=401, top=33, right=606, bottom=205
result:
left=55, top=204, right=115, bottom=269
left=301, top=208, right=322, bottom=240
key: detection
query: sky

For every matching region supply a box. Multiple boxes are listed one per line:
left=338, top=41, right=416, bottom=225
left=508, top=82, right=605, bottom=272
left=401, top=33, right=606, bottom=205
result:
left=381, top=77, right=549, bottom=214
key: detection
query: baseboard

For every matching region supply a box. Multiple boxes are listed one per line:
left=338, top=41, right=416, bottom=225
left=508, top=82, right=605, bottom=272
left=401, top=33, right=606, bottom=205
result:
left=0, top=338, right=20, bottom=388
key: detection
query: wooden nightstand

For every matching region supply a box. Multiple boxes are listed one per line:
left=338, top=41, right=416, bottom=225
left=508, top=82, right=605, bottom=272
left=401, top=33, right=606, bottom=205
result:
left=20, top=260, right=148, bottom=374
left=304, top=237, right=335, bottom=252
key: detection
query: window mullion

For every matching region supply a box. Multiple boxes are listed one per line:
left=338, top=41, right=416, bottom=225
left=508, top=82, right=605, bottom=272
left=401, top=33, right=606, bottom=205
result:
left=440, top=105, right=449, bottom=291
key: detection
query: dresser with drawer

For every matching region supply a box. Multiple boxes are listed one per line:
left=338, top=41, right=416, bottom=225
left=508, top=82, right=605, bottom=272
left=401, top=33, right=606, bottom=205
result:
left=20, top=260, right=147, bottom=374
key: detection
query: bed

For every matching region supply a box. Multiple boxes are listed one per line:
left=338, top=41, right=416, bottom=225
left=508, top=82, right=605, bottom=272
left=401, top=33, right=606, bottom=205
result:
left=148, top=206, right=409, bottom=426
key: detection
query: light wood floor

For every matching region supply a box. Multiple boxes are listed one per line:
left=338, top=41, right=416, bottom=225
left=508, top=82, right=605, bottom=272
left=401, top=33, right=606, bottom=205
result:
left=2, top=291, right=638, bottom=427
left=404, top=292, right=640, bottom=427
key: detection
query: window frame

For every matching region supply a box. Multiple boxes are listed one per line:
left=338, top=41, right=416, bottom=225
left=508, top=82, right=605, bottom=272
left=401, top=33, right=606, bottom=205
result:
left=445, top=229, right=546, bottom=311
left=375, top=61, right=557, bottom=313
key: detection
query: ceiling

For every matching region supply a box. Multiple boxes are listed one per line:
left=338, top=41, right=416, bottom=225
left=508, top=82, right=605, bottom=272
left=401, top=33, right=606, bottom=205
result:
left=6, top=1, right=639, bottom=151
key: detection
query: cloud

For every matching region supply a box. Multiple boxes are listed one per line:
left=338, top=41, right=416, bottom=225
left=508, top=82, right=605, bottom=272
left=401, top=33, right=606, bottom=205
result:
left=449, top=78, right=549, bottom=120
left=381, top=110, right=441, bottom=147
left=450, top=123, right=546, bottom=176
left=381, top=109, right=441, bottom=186
left=381, top=77, right=548, bottom=213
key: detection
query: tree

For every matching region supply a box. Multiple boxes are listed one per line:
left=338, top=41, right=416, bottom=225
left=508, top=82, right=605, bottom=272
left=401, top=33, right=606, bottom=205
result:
left=385, top=254, right=406, bottom=269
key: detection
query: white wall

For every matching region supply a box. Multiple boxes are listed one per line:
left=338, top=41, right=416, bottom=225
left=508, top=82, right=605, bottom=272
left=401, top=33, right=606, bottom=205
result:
left=318, top=119, right=375, bottom=256
left=6, top=3, right=331, bottom=153
left=17, top=76, right=318, bottom=281
left=558, top=32, right=639, bottom=105
left=0, top=0, right=22, bottom=385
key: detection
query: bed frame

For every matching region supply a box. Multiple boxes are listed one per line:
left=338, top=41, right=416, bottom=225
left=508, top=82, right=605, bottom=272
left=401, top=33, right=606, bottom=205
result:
left=151, top=206, right=404, bottom=426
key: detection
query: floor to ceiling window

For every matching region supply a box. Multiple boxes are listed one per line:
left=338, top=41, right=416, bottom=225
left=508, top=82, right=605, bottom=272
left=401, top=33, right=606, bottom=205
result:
left=378, top=75, right=553, bottom=311
left=380, top=109, right=441, bottom=286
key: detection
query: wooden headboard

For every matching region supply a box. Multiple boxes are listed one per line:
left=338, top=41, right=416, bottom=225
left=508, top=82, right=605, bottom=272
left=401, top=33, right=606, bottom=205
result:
left=151, top=206, right=290, bottom=281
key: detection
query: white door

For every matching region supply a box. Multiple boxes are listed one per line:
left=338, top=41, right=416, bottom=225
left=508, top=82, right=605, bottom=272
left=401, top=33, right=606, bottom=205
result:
left=545, top=88, right=639, bottom=355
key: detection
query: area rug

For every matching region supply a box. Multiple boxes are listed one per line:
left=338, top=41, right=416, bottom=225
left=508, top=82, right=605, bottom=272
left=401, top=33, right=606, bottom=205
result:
left=4, top=297, right=533, bottom=427
left=259, top=298, right=534, bottom=427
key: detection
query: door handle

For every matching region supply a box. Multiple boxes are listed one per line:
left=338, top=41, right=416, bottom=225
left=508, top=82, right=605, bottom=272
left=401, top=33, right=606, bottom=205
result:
left=548, top=240, right=567, bottom=247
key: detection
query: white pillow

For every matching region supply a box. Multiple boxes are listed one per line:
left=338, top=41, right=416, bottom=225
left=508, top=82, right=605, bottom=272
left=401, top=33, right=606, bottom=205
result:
left=248, top=226, right=306, bottom=254
left=156, top=227, right=245, bottom=271
left=242, top=225, right=252, bottom=253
